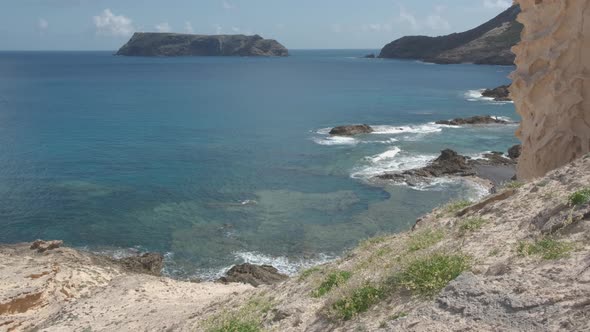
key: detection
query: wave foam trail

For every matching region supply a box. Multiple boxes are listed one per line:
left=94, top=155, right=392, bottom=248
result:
left=312, top=136, right=358, bottom=146
left=367, top=147, right=401, bottom=163
left=371, top=123, right=444, bottom=135
left=352, top=149, right=436, bottom=179
left=230, top=252, right=334, bottom=276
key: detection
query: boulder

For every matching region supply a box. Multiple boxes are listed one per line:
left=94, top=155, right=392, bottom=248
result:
left=30, top=240, right=63, bottom=253
left=379, top=149, right=475, bottom=182
left=508, top=144, right=522, bottom=159
left=435, top=115, right=510, bottom=126
left=117, top=253, right=164, bottom=276
left=482, top=84, right=512, bottom=101
left=218, top=263, right=288, bottom=287
left=329, top=124, right=374, bottom=136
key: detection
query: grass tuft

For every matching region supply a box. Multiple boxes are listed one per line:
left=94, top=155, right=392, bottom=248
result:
left=206, top=297, right=271, bottom=332
left=312, top=271, right=352, bottom=298
left=391, top=253, right=470, bottom=297
left=459, top=217, right=486, bottom=235
left=208, top=319, right=260, bottom=332
left=407, top=229, right=445, bottom=252
left=444, top=200, right=472, bottom=214
left=568, top=188, right=590, bottom=206
left=517, top=237, right=573, bottom=260
left=299, top=266, right=321, bottom=281
left=331, top=284, right=385, bottom=320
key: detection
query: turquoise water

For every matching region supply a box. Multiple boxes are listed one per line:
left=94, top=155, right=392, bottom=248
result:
left=0, top=50, right=518, bottom=278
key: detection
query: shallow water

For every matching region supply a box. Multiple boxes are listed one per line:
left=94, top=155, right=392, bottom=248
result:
left=0, top=50, right=519, bottom=278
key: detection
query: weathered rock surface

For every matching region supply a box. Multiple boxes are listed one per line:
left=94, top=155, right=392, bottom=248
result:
left=511, top=0, right=590, bottom=180
left=379, top=5, right=522, bottom=65
left=116, top=252, right=164, bottom=276
left=218, top=263, right=288, bottom=287
left=30, top=240, right=63, bottom=253
left=435, top=115, right=511, bottom=126
left=508, top=144, right=522, bottom=159
left=116, top=33, right=288, bottom=57
left=329, top=124, right=374, bottom=136
left=482, top=84, right=512, bottom=101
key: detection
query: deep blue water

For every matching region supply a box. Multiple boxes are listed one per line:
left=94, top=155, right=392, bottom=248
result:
left=0, top=50, right=518, bottom=277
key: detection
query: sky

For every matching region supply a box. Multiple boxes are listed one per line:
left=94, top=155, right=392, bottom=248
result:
left=0, top=0, right=514, bottom=51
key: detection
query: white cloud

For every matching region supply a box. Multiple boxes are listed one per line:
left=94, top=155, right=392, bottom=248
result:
left=184, top=21, right=194, bottom=34
left=38, top=18, right=49, bottom=31
left=222, top=1, right=236, bottom=10
left=214, top=24, right=223, bottom=34
left=330, top=23, right=342, bottom=33
left=155, top=22, right=171, bottom=33
left=398, top=6, right=420, bottom=30
left=483, top=0, right=512, bottom=9
left=361, top=23, right=393, bottom=33
left=231, top=26, right=241, bottom=33
left=93, top=9, right=134, bottom=37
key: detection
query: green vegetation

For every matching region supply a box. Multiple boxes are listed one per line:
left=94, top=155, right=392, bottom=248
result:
left=206, top=297, right=272, bottom=332
left=331, top=284, right=385, bottom=320
left=568, top=188, right=590, bottom=206
left=504, top=181, right=524, bottom=189
left=359, top=235, right=388, bottom=249
left=298, top=266, right=321, bottom=281
left=391, top=253, right=470, bottom=297
left=488, top=248, right=500, bottom=257
left=459, top=217, right=486, bottom=235
left=389, top=311, right=408, bottom=320
left=444, top=200, right=472, bottom=214
left=312, top=271, right=352, bottom=298
left=407, top=229, right=445, bottom=252
left=209, top=319, right=260, bottom=332
left=517, top=237, right=573, bottom=260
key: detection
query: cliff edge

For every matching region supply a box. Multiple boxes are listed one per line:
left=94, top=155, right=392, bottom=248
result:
left=116, top=33, right=289, bottom=57
left=511, top=0, right=590, bottom=180
left=379, top=5, right=522, bottom=65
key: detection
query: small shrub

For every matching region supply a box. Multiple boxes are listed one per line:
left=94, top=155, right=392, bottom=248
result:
left=209, top=319, right=260, bottom=332
left=444, top=200, right=472, bottom=214
left=206, top=297, right=271, bottom=332
left=389, top=311, right=408, bottom=320
left=459, top=217, right=486, bottom=235
left=407, top=229, right=445, bottom=252
left=313, top=271, right=352, bottom=297
left=568, top=188, right=590, bottom=206
left=517, top=237, right=573, bottom=260
left=392, top=253, right=470, bottom=297
left=332, top=284, right=385, bottom=320
left=299, top=266, right=321, bottom=281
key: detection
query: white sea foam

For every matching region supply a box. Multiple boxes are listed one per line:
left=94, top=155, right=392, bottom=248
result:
left=366, top=147, right=401, bottom=163
left=352, top=149, right=436, bottom=179
left=465, top=89, right=515, bottom=104
left=312, top=136, right=358, bottom=146
left=370, top=123, right=445, bottom=135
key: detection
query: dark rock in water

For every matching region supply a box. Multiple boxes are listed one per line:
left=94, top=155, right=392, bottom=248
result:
left=508, top=144, right=522, bottom=159
left=378, top=149, right=516, bottom=186
left=329, top=124, right=374, bottom=136
left=435, top=115, right=510, bottom=126
left=30, top=240, right=63, bottom=253
left=379, top=149, right=475, bottom=182
left=482, top=84, right=512, bottom=101
left=218, top=263, right=288, bottom=287
left=116, top=33, right=288, bottom=57
left=117, top=253, right=164, bottom=276
left=379, top=5, right=522, bottom=65
left=363, top=53, right=376, bottom=58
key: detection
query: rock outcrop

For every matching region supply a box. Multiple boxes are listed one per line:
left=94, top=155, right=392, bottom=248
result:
left=377, top=149, right=516, bottom=187
left=116, top=252, right=164, bottom=276
left=329, top=124, right=374, bottom=136
left=435, top=115, right=511, bottom=126
left=379, top=5, right=522, bottom=65
left=508, top=144, right=522, bottom=160
left=511, top=0, right=590, bottom=180
left=482, top=84, right=512, bottom=101
left=218, top=264, right=288, bottom=287
left=116, top=33, right=288, bottom=57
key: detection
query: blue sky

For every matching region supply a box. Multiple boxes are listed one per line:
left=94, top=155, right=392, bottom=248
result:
left=0, top=0, right=514, bottom=50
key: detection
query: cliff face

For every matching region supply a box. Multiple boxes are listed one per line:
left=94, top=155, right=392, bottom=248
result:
left=511, top=0, right=590, bottom=180
left=116, top=33, right=289, bottom=57
left=379, top=5, right=522, bottom=65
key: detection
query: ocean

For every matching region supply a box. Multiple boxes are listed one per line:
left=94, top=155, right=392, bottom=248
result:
left=0, top=50, right=519, bottom=279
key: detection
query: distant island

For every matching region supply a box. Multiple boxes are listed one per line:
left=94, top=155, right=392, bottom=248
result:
left=379, top=5, right=522, bottom=65
left=116, top=33, right=289, bottom=57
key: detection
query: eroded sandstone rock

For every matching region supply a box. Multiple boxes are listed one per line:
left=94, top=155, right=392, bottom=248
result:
left=511, top=0, right=590, bottom=179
